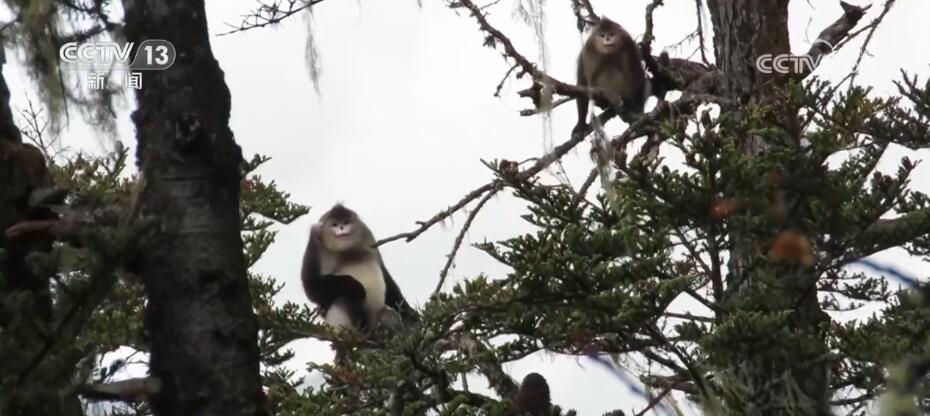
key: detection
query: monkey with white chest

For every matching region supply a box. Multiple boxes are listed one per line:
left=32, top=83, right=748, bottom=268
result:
left=301, top=204, right=417, bottom=332
left=573, top=17, right=649, bottom=135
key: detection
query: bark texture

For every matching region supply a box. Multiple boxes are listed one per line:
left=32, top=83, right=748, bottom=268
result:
left=122, top=2, right=267, bottom=415
left=0, top=46, right=62, bottom=416
left=706, top=1, right=830, bottom=415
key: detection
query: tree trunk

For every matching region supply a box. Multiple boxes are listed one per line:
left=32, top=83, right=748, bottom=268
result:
left=706, top=1, right=830, bottom=415
left=0, top=49, right=80, bottom=416
left=122, top=2, right=267, bottom=415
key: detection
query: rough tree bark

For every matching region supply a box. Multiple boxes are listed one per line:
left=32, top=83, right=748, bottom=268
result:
left=0, top=49, right=52, bottom=316
left=706, top=1, right=830, bottom=415
left=0, top=46, right=67, bottom=416
left=122, top=2, right=267, bottom=415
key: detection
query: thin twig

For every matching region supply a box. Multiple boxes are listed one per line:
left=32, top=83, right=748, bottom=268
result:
left=848, top=0, right=895, bottom=86
left=632, top=385, right=674, bottom=416
left=377, top=105, right=608, bottom=248
left=494, top=64, right=518, bottom=97
left=694, top=0, right=710, bottom=65
left=435, top=185, right=502, bottom=294
left=219, top=0, right=328, bottom=36
left=570, top=168, right=598, bottom=209
left=375, top=182, right=499, bottom=247
left=663, top=312, right=714, bottom=323
left=519, top=96, right=573, bottom=116
left=672, top=226, right=711, bottom=277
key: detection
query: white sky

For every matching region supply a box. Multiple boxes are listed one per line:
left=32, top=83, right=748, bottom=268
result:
left=6, top=0, right=930, bottom=414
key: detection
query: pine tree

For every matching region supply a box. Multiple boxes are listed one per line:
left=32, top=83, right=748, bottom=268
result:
left=230, top=1, right=930, bottom=415
left=3, top=1, right=930, bottom=416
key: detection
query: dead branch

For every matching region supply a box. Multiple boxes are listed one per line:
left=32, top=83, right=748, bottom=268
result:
left=435, top=184, right=501, bottom=293
left=219, top=0, right=328, bottom=36
left=642, top=0, right=665, bottom=47
left=5, top=195, right=125, bottom=244
left=795, top=0, right=872, bottom=79
left=694, top=0, right=711, bottom=65
left=570, top=0, right=597, bottom=30
left=16, top=98, right=65, bottom=160
left=570, top=168, right=598, bottom=208
left=847, top=0, right=895, bottom=86
left=642, top=374, right=698, bottom=395
left=78, top=377, right=162, bottom=402
left=632, top=385, right=674, bottom=416
left=374, top=182, right=500, bottom=247
left=518, top=96, right=573, bottom=116
left=494, top=63, right=518, bottom=97
left=457, top=334, right=520, bottom=401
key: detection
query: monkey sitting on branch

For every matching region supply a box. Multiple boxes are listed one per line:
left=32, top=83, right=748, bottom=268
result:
left=301, top=204, right=418, bottom=337
left=573, top=16, right=650, bottom=136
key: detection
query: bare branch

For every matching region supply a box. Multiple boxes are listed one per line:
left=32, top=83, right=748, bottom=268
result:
left=632, top=385, right=674, bottom=416
left=796, top=1, right=871, bottom=79
left=642, top=0, right=664, bottom=47
left=493, top=63, right=518, bottom=97
left=458, top=334, right=520, bottom=400
left=16, top=98, right=68, bottom=160
left=375, top=182, right=500, bottom=247
left=694, top=0, right=711, bottom=65
left=663, top=312, right=714, bottom=323
left=435, top=185, right=502, bottom=294
left=570, top=0, right=597, bottom=29
left=570, top=168, right=598, bottom=208
left=847, top=0, right=895, bottom=85
left=78, top=377, right=162, bottom=403
left=518, top=96, right=573, bottom=116
left=219, top=0, right=328, bottom=36
left=643, top=374, right=698, bottom=396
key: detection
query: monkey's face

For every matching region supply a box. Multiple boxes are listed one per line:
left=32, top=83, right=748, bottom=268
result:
left=593, top=29, right=621, bottom=54
left=322, top=217, right=363, bottom=252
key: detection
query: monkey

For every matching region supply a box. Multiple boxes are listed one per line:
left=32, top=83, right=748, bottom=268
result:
left=514, top=373, right=551, bottom=416
left=573, top=17, right=649, bottom=136
left=301, top=204, right=418, bottom=333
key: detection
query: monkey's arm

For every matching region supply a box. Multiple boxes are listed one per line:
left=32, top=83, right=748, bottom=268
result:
left=302, top=225, right=367, bottom=308
left=312, top=275, right=368, bottom=306
left=573, top=58, right=590, bottom=136
left=300, top=224, right=325, bottom=302
left=381, top=262, right=419, bottom=322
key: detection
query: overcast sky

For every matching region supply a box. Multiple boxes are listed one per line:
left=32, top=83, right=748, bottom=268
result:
left=7, top=0, right=930, bottom=414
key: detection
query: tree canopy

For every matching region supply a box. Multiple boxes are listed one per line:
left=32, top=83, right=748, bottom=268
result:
left=1, top=1, right=930, bottom=416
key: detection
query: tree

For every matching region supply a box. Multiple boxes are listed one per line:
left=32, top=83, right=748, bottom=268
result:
left=226, top=1, right=930, bottom=415
left=3, top=0, right=930, bottom=415
left=119, top=0, right=268, bottom=414
left=0, top=91, right=311, bottom=416
left=1, top=1, right=281, bottom=414
left=0, top=42, right=73, bottom=416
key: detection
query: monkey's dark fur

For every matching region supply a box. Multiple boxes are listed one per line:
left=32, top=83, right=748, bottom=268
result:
left=301, top=204, right=417, bottom=331
left=515, top=373, right=552, bottom=416
left=574, top=17, right=648, bottom=135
